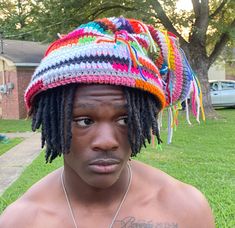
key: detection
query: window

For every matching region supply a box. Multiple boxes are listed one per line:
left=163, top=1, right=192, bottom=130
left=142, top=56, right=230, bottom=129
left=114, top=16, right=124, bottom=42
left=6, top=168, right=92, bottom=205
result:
left=221, top=82, right=235, bottom=90
left=210, top=83, right=219, bottom=91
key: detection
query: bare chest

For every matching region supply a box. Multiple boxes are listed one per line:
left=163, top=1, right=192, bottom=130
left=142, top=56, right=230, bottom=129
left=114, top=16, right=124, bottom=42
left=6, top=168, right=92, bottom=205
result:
left=34, top=204, right=181, bottom=228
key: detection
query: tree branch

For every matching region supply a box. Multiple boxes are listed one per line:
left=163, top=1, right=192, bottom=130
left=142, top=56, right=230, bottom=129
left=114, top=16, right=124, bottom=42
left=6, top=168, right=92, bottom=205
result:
left=209, top=19, right=235, bottom=67
left=190, top=0, right=209, bottom=45
left=209, top=0, right=229, bottom=19
left=199, top=0, right=209, bottom=31
left=191, top=0, right=200, bottom=18
left=90, top=4, right=136, bottom=20
left=147, top=0, right=188, bottom=46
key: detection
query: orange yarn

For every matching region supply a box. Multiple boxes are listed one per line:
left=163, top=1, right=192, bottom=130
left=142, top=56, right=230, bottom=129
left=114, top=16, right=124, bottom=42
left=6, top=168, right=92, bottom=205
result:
left=135, top=79, right=166, bottom=109
left=45, top=36, right=79, bottom=56
left=138, top=57, right=160, bottom=76
left=128, top=19, right=146, bottom=34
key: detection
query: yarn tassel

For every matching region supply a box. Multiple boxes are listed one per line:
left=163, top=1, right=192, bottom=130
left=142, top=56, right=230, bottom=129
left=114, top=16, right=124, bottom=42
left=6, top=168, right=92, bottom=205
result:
left=151, top=132, right=155, bottom=148
left=164, top=30, right=172, bottom=70
left=158, top=110, right=163, bottom=130
left=167, top=107, right=173, bottom=144
left=151, top=135, right=162, bottom=150
left=172, top=105, right=177, bottom=131
left=194, top=76, right=206, bottom=121
left=192, top=74, right=204, bottom=123
left=140, top=22, right=157, bottom=53
left=128, top=33, right=146, bottom=55
left=185, top=97, right=192, bottom=125
left=132, top=46, right=147, bottom=81
left=174, top=105, right=179, bottom=128
left=156, top=143, right=163, bottom=151
left=191, top=82, right=197, bottom=117
left=196, top=95, right=200, bottom=123
left=126, top=46, right=132, bottom=73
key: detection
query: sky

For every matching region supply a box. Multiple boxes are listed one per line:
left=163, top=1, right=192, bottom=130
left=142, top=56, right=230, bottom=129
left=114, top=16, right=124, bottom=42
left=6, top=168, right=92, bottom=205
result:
left=176, top=0, right=193, bottom=11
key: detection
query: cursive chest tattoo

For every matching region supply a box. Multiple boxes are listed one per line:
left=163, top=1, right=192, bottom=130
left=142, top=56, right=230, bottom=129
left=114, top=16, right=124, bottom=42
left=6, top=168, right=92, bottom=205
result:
left=116, top=216, right=178, bottom=228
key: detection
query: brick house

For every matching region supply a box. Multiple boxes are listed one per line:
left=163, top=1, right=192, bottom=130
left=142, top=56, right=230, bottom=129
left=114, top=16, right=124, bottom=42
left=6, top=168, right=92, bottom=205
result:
left=0, top=40, right=48, bottom=119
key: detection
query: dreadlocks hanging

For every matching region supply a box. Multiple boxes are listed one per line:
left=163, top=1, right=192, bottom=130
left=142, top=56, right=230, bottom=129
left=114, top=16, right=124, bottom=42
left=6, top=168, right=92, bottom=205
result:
left=30, top=84, right=162, bottom=163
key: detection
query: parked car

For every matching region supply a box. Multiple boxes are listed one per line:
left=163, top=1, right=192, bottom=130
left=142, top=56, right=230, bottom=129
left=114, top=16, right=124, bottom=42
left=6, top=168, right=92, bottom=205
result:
left=209, top=80, right=235, bottom=107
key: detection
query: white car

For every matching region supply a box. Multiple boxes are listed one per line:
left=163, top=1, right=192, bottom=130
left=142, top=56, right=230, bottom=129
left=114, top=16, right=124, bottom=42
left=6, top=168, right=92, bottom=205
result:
left=210, top=80, right=235, bottom=107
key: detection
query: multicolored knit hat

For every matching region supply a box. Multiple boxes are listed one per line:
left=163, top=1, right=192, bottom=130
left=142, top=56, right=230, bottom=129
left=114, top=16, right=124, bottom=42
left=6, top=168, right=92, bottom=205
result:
left=25, top=17, right=204, bottom=141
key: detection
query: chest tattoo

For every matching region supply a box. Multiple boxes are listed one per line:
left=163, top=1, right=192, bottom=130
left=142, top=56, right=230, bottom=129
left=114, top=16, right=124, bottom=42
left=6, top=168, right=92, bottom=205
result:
left=116, top=216, right=178, bottom=228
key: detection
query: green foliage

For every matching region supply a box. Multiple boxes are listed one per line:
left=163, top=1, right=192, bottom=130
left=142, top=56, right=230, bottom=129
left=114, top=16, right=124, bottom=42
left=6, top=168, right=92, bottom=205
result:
left=0, top=138, right=23, bottom=156
left=0, top=0, right=37, bottom=40
left=207, top=0, right=235, bottom=53
left=0, top=119, right=31, bottom=132
left=1, top=0, right=233, bottom=60
left=0, top=0, right=136, bottom=42
left=0, top=109, right=234, bottom=227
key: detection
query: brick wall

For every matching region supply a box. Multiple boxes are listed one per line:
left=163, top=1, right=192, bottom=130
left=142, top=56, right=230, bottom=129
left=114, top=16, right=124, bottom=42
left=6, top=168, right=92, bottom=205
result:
left=17, top=67, right=35, bottom=119
left=0, top=66, right=35, bottom=119
left=1, top=69, right=19, bottom=119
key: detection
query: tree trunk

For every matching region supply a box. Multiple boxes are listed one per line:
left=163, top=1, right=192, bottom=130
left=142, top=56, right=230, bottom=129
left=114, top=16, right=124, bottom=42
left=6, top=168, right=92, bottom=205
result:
left=193, top=60, right=217, bottom=118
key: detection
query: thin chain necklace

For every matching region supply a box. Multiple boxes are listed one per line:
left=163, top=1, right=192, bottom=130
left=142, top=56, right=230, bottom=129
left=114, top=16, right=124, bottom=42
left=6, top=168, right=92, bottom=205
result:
left=61, top=163, right=132, bottom=228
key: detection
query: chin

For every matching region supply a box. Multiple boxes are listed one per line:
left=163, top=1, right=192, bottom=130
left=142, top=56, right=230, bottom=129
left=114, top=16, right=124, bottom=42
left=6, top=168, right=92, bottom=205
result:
left=84, top=173, right=122, bottom=189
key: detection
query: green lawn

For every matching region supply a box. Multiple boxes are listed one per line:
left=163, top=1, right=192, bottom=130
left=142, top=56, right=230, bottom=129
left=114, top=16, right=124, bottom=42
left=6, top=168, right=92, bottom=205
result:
left=0, top=138, right=24, bottom=156
left=137, top=108, right=235, bottom=227
left=0, top=119, right=31, bottom=132
left=0, top=109, right=234, bottom=227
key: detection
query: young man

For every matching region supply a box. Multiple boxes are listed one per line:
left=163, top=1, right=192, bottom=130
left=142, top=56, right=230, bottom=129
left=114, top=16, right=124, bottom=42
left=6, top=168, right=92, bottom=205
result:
left=0, top=17, right=214, bottom=227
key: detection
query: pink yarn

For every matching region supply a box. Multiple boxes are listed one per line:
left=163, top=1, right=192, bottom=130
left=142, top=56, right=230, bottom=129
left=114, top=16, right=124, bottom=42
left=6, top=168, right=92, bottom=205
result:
left=191, top=82, right=197, bottom=117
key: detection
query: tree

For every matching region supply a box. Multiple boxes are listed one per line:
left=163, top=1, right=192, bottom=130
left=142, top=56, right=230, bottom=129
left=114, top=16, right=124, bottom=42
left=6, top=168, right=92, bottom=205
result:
left=0, top=0, right=36, bottom=40
left=141, top=0, right=235, bottom=116
left=1, top=0, right=234, bottom=115
left=23, top=0, right=136, bottom=42
left=0, top=0, right=135, bottom=41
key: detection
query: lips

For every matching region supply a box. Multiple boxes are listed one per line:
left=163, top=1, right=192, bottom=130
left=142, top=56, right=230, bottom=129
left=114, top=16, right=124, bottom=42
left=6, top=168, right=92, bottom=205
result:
left=88, top=158, right=121, bottom=174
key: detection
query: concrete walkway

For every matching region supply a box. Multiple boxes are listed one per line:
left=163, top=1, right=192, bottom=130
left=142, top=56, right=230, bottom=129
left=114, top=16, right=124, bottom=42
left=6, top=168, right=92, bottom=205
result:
left=0, top=132, right=41, bottom=195
left=1, top=132, right=37, bottom=139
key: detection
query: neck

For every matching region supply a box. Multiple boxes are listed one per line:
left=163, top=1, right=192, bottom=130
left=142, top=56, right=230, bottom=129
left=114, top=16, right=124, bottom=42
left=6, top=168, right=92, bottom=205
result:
left=62, top=162, right=131, bottom=207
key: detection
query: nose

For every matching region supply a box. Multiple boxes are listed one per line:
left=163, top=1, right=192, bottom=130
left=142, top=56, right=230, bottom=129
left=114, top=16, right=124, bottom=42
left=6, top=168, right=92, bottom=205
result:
left=91, top=123, right=119, bottom=152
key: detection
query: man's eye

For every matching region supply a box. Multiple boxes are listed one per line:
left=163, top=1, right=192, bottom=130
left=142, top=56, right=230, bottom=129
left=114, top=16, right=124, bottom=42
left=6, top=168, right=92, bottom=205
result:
left=117, top=116, right=128, bottom=126
left=74, top=118, right=94, bottom=127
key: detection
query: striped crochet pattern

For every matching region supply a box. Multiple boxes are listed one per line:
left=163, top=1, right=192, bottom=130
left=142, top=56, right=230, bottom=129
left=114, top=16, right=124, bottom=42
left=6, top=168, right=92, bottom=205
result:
left=25, top=17, right=204, bottom=133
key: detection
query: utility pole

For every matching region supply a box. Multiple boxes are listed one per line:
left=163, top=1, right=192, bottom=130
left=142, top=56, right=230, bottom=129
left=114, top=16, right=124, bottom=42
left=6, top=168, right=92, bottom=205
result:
left=0, top=32, right=3, bottom=54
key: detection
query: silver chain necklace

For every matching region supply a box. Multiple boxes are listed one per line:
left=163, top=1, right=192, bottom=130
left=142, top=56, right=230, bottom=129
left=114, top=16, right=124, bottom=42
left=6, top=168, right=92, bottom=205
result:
left=61, top=163, right=132, bottom=228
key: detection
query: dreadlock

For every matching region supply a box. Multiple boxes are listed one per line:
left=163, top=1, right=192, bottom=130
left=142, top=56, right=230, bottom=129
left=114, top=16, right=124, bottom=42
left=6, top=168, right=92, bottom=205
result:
left=31, top=84, right=162, bottom=163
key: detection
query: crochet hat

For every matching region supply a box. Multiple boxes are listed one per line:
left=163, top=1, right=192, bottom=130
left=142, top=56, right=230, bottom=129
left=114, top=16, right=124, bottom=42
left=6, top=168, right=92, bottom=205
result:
left=25, top=17, right=202, bottom=121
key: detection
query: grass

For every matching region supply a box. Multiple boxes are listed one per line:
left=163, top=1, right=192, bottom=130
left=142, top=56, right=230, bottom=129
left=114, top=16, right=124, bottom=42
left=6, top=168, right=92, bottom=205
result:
left=0, top=151, right=63, bottom=211
left=136, top=108, right=235, bottom=227
left=0, top=119, right=31, bottom=133
left=0, top=138, right=24, bottom=156
left=0, top=109, right=234, bottom=227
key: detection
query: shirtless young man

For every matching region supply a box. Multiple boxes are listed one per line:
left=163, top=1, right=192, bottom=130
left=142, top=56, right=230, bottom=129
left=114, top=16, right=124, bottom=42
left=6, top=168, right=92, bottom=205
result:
left=0, top=17, right=215, bottom=228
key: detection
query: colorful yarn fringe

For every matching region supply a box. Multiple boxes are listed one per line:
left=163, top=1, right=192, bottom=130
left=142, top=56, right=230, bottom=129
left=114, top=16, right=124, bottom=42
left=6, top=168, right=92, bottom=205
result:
left=24, top=16, right=205, bottom=145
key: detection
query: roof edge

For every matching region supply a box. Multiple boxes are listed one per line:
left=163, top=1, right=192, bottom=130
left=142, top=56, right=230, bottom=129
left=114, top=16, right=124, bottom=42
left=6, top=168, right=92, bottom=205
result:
left=0, top=56, right=14, bottom=66
left=15, top=63, right=40, bottom=67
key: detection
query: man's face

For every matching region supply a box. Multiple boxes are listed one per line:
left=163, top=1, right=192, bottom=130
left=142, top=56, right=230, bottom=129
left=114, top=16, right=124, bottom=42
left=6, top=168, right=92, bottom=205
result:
left=64, top=84, right=132, bottom=189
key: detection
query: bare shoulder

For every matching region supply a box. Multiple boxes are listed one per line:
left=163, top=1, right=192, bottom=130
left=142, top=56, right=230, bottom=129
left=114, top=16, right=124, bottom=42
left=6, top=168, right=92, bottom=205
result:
left=0, top=168, right=62, bottom=228
left=0, top=197, right=36, bottom=228
left=131, top=160, right=215, bottom=228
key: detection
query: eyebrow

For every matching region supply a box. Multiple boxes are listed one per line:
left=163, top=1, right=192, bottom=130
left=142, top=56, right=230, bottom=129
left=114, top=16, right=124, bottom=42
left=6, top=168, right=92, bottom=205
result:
left=73, top=103, right=128, bottom=110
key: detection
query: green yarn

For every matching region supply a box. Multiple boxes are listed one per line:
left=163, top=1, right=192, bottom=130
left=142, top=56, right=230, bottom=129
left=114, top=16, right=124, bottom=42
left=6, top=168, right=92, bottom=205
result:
left=78, top=36, right=96, bottom=45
